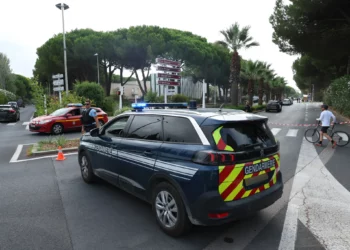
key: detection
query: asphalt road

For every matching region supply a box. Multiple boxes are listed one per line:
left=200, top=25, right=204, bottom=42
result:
left=0, top=103, right=349, bottom=250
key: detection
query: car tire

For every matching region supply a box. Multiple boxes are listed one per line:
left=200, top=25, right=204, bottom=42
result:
left=152, top=182, right=192, bottom=237
left=17, top=114, right=20, bottom=121
left=51, top=123, right=63, bottom=135
left=78, top=151, right=96, bottom=183
left=265, top=109, right=269, bottom=112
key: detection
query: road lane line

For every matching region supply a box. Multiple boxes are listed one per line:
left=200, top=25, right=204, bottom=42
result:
left=10, top=152, right=78, bottom=163
left=22, top=122, right=30, bottom=125
left=271, top=128, right=282, bottom=136
left=286, top=129, right=298, bottom=137
left=278, top=138, right=350, bottom=250
left=10, top=144, right=23, bottom=163
left=7, top=123, right=16, bottom=126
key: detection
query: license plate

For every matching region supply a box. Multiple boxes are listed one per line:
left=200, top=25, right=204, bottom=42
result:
left=244, top=159, right=276, bottom=175
left=244, top=173, right=268, bottom=186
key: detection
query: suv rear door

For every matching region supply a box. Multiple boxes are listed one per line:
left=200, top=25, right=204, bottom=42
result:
left=205, top=120, right=280, bottom=201
left=117, top=114, right=163, bottom=199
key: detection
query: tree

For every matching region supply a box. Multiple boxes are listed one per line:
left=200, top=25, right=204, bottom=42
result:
left=217, top=22, right=259, bottom=105
left=0, top=52, right=13, bottom=91
left=270, top=0, right=350, bottom=75
left=257, top=62, right=274, bottom=105
left=241, top=60, right=263, bottom=106
left=34, top=29, right=102, bottom=93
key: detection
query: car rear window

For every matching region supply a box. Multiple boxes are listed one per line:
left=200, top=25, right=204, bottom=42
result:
left=213, top=121, right=276, bottom=152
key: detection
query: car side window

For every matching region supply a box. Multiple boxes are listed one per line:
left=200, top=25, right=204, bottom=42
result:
left=69, top=109, right=80, bottom=116
left=163, top=116, right=201, bottom=144
left=126, top=115, right=162, bottom=141
left=104, top=116, right=130, bottom=137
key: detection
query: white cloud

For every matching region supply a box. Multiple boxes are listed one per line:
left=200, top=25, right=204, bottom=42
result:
left=0, top=0, right=299, bottom=90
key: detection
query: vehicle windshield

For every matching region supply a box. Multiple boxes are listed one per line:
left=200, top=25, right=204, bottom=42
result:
left=215, top=121, right=276, bottom=152
left=49, top=108, right=71, bottom=116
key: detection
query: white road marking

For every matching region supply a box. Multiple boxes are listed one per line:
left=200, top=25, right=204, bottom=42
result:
left=22, top=122, right=30, bottom=125
left=286, top=129, right=298, bottom=137
left=10, top=144, right=23, bottom=163
left=7, top=123, right=16, bottom=126
left=278, top=138, right=350, bottom=250
left=271, top=128, right=282, bottom=136
left=305, top=118, right=308, bottom=122
left=26, top=114, right=34, bottom=130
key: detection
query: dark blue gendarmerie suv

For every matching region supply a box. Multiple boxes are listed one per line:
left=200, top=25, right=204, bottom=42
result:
left=78, top=102, right=283, bottom=237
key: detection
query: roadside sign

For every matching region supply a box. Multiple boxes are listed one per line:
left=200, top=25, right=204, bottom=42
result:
left=157, top=80, right=180, bottom=86
left=156, top=57, right=181, bottom=87
left=167, top=86, right=176, bottom=95
left=52, top=74, right=64, bottom=79
left=53, top=86, right=64, bottom=92
left=53, top=79, right=64, bottom=86
left=156, top=66, right=181, bottom=73
left=157, top=73, right=181, bottom=79
left=156, top=58, right=181, bottom=67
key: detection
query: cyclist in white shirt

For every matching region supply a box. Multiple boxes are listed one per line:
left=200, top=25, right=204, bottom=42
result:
left=316, top=104, right=337, bottom=148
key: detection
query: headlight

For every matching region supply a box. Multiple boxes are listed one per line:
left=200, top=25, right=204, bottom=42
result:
left=39, top=120, right=52, bottom=124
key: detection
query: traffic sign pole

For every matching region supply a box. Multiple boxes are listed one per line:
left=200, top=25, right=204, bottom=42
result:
left=164, top=86, right=168, bottom=104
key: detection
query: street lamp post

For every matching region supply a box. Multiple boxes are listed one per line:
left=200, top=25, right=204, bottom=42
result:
left=94, top=53, right=100, bottom=84
left=55, top=3, right=69, bottom=96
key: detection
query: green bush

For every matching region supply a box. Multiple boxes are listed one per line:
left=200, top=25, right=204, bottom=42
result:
left=326, top=75, right=350, bottom=117
left=47, top=91, right=84, bottom=115
left=74, top=81, right=105, bottom=107
left=0, top=91, right=8, bottom=104
left=170, top=94, right=189, bottom=102
left=145, top=91, right=158, bottom=102
left=102, top=96, right=116, bottom=116
left=114, top=107, right=132, bottom=116
left=252, top=104, right=266, bottom=111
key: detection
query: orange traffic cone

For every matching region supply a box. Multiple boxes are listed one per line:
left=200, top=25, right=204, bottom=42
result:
left=56, top=146, right=66, bottom=161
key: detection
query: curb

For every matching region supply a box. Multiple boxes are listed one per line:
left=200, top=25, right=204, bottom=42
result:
left=31, top=143, right=78, bottom=156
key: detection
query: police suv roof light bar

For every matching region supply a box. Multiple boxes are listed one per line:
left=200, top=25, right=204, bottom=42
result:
left=131, top=102, right=188, bottom=111
left=67, top=103, right=83, bottom=107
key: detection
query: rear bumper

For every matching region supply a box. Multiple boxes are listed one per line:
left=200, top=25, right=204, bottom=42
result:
left=0, top=114, right=16, bottom=121
left=188, top=172, right=283, bottom=226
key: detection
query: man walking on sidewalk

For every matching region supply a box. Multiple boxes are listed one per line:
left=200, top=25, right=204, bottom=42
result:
left=315, top=104, right=337, bottom=148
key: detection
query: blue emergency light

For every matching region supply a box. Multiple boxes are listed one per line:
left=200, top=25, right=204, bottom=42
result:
left=131, top=102, right=188, bottom=110
left=67, top=103, right=83, bottom=107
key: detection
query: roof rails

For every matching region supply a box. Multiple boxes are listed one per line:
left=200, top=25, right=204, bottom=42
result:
left=131, top=102, right=188, bottom=111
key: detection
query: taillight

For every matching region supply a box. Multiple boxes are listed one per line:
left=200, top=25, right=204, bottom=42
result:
left=9, top=109, right=15, bottom=113
left=192, top=150, right=235, bottom=165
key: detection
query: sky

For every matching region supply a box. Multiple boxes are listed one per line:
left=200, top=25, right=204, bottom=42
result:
left=0, top=0, right=300, bottom=91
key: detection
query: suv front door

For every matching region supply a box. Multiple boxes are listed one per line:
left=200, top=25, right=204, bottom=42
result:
left=117, top=114, right=163, bottom=199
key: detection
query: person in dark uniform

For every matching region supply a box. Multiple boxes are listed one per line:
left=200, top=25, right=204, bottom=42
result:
left=244, top=101, right=252, bottom=113
left=81, top=100, right=100, bottom=134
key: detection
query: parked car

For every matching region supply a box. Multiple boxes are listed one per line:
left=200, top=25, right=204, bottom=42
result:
left=266, top=100, right=282, bottom=112
left=78, top=102, right=283, bottom=237
left=8, top=101, right=19, bottom=110
left=0, top=104, right=20, bottom=122
left=29, top=104, right=108, bottom=135
left=282, top=99, right=293, bottom=106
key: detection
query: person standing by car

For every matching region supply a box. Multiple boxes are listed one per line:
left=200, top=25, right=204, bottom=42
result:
left=244, top=101, right=252, bottom=113
left=81, top=100, right=100, bottom=134
left=316, top=104, right=337, bottom=148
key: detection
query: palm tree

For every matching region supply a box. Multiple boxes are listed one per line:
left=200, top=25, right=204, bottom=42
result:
left=241, top=60, right=262, bottom=106
left=217, top=22, right=259, bottom=106
left=257, top=62, right=274, bottom=105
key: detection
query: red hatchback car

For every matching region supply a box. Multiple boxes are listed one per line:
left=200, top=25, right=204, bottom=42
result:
left=29, top=105, right=108, bottom=135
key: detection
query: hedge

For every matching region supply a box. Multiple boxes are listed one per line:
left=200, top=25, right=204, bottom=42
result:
left=323, top=75, right=350, bottom=117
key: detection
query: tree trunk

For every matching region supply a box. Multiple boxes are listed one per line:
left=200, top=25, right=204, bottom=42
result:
left=134, top=70, right=146, bottom=96
left=248, top=79, right=253, bottom=106
left=206, top=80, right=210, bottom=103
left=258, top=78, right=264, bottom=105
left=230, top=50, right=240, bottom=106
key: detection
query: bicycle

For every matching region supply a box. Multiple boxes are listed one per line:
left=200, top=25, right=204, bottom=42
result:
left=304, top=120, right=350, bottom=147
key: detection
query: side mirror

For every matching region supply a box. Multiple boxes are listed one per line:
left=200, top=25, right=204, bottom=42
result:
left=90, top=128, right=100, bottom=137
